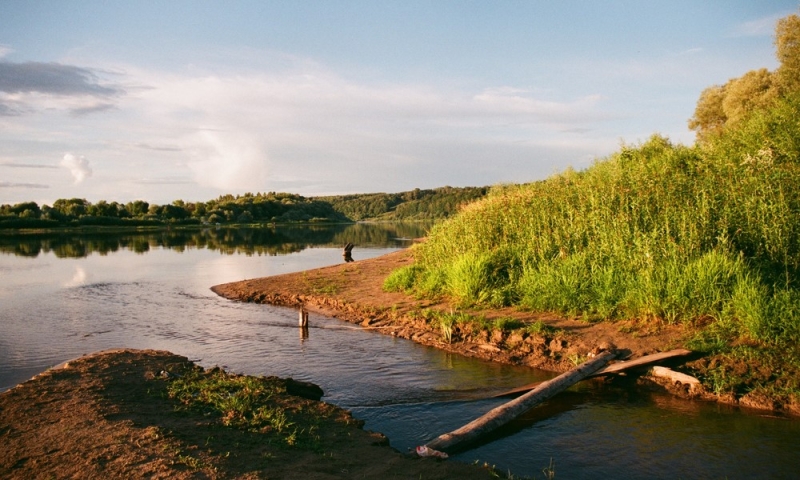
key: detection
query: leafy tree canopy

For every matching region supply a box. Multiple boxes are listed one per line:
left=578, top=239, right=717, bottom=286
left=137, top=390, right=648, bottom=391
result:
left=689, top=12, right=800, bottom=140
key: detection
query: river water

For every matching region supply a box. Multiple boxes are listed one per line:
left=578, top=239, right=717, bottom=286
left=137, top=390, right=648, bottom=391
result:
left=1, top=224, right=798, bottom=479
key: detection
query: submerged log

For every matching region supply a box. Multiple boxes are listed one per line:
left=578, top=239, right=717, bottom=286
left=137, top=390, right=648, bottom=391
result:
left=425, top=350, right=615, bottom=453
left=493, top=348, right=693, bottom=398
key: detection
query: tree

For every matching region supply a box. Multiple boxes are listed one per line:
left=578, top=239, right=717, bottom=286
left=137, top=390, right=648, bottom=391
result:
left=722, top=68, right=778, bottom=124
left=775, top=14, right=800, bottom=94
left=126, top=200, right=149, bottom=217
left=689, top=12, right=799, bottom=141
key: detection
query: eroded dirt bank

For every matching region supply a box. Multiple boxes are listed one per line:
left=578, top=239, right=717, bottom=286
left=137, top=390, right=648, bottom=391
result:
left=212, top=249, right=689, bottom=373
left=212, top=248, right=799, bottom=416
left=0, top=349, right=499, bottom=479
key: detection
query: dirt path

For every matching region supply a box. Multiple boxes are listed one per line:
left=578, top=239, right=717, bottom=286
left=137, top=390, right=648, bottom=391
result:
left=0, top=349, right=500, bottom=479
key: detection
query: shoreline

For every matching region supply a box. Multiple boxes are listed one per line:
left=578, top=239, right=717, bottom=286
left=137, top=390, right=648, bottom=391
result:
left=0, top=348, right=500, bottom=479
left=212, top=248, right=800, bottom=417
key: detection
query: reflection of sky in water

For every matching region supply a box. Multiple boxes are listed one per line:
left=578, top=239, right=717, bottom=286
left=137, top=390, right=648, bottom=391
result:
left=2, top=238, right=800, bottom=479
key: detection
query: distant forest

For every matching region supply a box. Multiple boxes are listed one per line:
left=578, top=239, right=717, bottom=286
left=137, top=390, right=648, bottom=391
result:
left=0, top=186, right=489, bottom=229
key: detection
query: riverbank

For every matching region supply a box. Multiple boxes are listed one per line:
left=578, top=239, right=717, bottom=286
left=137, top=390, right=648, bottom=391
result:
left=0, top=349, right=500, bottom=479
left=212, top=247, right=800, bottom=416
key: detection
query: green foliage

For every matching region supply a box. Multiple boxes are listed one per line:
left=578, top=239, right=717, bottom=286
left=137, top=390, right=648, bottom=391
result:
left=689, top=12, right=800, bottom=140
left=444, top=250, right=513, bottom=306
left=1, top=186, right=487, bottom=230
left=167, top=368, right=324, bottom=448
left=401, top=94, right=800, bottom=348
left=383, top=264, right=421, bottom=293
left=318, top=186, right=488, bottom=221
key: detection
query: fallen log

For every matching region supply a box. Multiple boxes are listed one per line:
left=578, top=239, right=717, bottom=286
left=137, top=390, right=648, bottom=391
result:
left=493, top=348, right=693, bottom=398
left=649, top=366, right=702, bottom=393
left=594, top=348, right=692, bottom=375
left=424, top=350, right=615, bottom=453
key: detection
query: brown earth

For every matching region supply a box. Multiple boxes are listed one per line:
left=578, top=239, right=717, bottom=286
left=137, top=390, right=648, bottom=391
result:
left=212, top=247, right=800, bottom=417
left=212, top=248, right=690, bottom=374
left=0, top=349, right=501, bottom=479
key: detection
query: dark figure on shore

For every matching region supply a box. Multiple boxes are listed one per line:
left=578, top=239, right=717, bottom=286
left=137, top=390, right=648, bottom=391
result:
left=343, top=242, right=354, bottom=262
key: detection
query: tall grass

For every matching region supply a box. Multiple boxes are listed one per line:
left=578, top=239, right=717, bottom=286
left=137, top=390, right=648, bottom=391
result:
left=390, top=95, right=800, bottom=345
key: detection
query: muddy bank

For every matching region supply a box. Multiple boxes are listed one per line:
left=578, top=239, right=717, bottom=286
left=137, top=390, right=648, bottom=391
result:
left=212, top=249, right=689, bottom=373
left=0, top=349, right=500, bottom=479
left=212, top=248, right=800, bottom=417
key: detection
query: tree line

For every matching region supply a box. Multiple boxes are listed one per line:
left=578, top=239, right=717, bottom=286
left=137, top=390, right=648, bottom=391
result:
left=0, top=187, right=488, bottom=229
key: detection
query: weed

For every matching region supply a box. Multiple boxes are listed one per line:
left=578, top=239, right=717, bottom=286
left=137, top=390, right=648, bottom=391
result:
left=567, top=354, right=587, bottom=366
left=526, top=320, right=558, bottom=336
left=166, top=367, right=329, bottom=450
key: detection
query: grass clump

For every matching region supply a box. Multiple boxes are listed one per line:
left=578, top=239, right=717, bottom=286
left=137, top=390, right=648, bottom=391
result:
left=167, top=367, right=323, bottom=448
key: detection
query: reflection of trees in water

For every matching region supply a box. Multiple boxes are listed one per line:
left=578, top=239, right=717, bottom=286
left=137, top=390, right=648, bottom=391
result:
left=0, top=222, right=435, bottom=258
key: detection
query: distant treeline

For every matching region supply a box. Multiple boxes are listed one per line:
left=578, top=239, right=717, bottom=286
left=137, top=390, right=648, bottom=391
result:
left=0, top=186, right=488, bottom=230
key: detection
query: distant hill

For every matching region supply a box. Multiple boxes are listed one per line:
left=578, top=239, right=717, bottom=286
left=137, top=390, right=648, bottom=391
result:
left=317, top=186, right=489, bottom=221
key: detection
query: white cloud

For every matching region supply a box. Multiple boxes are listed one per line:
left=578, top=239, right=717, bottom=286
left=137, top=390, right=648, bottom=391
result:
left=0, top=45, right=11, bottom=58
left=183, top=130, right=268, bottom=191
left=111, top=63, right=610, bottom=194
left=732, top=14, right=783, bottom=37
left=60, top=153, right=92, bottom=183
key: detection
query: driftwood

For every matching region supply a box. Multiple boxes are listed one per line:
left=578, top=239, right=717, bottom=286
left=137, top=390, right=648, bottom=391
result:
left=493, top=348, right=693, bottom=398
left=594, top=348, right=692, bottom=375
left=424, top=351, right=615, bottom=453
left=649, top=366, right=701, bottom=393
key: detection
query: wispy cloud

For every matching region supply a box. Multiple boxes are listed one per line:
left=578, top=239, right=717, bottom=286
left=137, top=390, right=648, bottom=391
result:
left=70, top=102, right=117, bottom=116
left=0, top=181, right=49, bottom=189
left=1, top=162, right=58, bottom=169
left=133, top=177, right=194, bottom=185
left=731, top=14, right=784, bottom=37
left=0, top=61, right=121, bottom=96
left=118, top=63, right=607, bottom=192
left=0, top=61, right=123, bottom=119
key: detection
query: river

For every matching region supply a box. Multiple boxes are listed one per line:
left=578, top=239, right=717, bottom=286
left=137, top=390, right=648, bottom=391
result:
left=1, top=224, right=798, bottom=479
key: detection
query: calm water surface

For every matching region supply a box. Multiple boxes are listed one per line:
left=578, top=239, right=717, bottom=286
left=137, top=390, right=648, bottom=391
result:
left=1, top=225, right=798, bottom=479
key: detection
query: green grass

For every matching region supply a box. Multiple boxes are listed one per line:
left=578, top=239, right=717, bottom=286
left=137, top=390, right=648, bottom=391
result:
left=166, top=367, right=325, bottom=449
left=402, top=95, right=800, bottom=346
left=388, top=95, right=800, bottom=399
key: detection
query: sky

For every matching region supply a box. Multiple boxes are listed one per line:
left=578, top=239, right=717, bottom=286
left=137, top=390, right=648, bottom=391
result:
left=1, top=1, right=798, bottom=206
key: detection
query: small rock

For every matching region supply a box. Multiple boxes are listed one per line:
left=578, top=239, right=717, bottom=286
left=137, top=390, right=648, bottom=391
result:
left=549, top=339, right=565, bottom=352
left=285, top=378, right=324, bottom=401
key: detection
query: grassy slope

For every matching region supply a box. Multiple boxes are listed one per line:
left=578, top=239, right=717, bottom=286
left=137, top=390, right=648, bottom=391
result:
left=387, top=95, right=800, bottom=407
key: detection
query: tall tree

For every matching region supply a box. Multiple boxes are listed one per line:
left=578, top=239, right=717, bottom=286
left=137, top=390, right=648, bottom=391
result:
left=689, top=12, right=799, bottom=141
left=775, top=14, right=800, bottom=93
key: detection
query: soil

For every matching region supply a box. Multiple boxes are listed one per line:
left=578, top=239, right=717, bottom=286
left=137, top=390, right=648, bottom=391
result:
left=211, top=248, right=690, bottom=373
left=0, top=349, right=500, bottom=479
left=212, top=247, right=800, bottom=417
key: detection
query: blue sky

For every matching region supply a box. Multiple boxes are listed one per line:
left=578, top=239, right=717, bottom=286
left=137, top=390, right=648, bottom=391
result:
left=1, top=1, right=797, bottom=205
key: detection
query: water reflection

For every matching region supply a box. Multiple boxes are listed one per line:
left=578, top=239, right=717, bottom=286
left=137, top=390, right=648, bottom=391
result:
left=2, top=225, right=799, bottom=479
left=0, top=222, right=433, bottom=259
